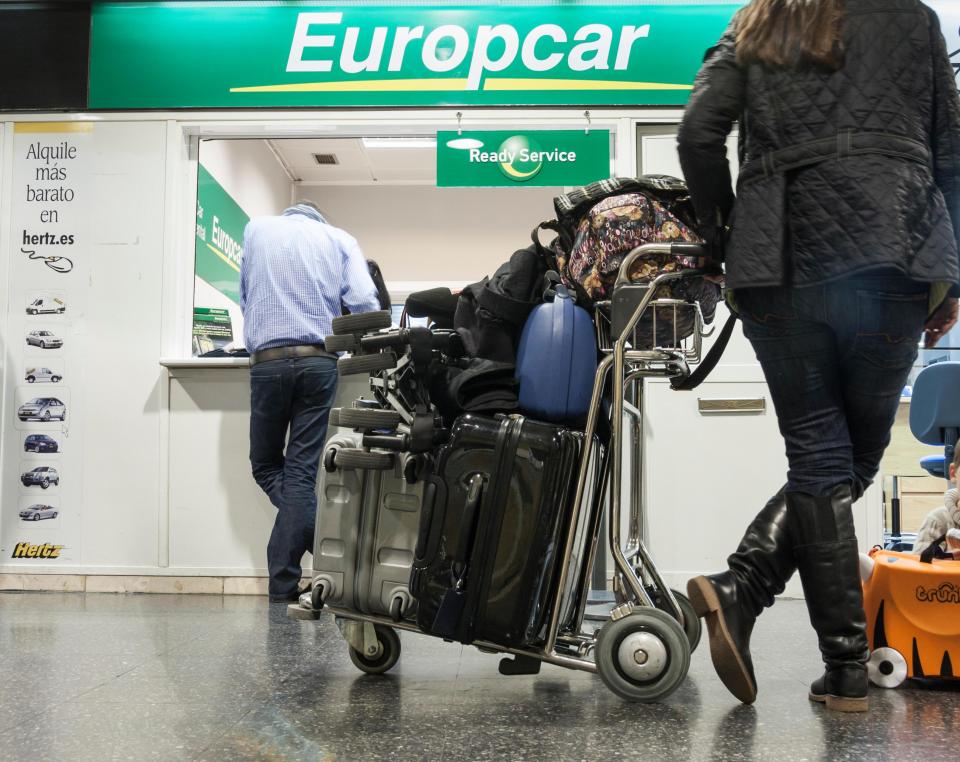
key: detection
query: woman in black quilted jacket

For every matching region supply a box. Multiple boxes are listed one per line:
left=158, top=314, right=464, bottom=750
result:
left=678, top=0, right=960, bottom=712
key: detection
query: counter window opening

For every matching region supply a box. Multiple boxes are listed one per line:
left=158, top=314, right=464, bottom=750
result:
left=188, top=127, right=622, bottom=356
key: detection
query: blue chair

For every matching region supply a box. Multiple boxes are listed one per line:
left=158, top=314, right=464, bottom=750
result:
left=909, top=361, right=960, bottom=478
left=919, top=454, right=947, bottom=479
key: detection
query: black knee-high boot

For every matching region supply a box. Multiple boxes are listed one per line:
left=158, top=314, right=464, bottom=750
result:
left=788, top=486, right=869, bottom=713
left=687, top=489, right=796, bottom=704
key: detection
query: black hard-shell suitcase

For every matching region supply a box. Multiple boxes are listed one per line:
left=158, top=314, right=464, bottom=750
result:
left=410, top=414, right=581, bottom=647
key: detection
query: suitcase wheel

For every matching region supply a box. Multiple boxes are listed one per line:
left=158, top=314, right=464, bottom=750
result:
left=331, top=310, right=392, bottom=336
left=348, top=625, right=401, bottom=675
left=337, top=351, right=398, bottom=377
left=333, top=448, right=395, bottom=471
left=323, top=333, right=356, bottom=353
left=335, top=407, right=402, bottom=431
left=867, top=647, right=908, bottom=689
left=595, top=608, right=690, bottom=702
left=323, top=447, right=339, bottom=473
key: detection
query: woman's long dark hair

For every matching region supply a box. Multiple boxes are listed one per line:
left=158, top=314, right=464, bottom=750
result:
left=736, top=0, right=844, bottom=69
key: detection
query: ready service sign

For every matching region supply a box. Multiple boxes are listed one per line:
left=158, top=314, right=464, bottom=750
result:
left=437, top=130, right=610, bottom=187
left=87, top=3, right=742, bottom=109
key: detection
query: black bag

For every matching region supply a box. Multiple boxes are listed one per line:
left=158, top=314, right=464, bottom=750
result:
left=410, top=414, right=581, bottom=647
left=341, top=259, right=393, bottom=315
left=428, top=359, right=519, bottom=426
left=453, top=246, right=548, bottom=363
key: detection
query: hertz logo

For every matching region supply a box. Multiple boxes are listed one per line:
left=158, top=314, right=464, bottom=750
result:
left=11, top=542, right=63, bottom=559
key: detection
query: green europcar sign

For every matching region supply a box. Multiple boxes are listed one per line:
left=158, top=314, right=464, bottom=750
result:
left=88, top=2, right=743, bottom=109
left=195, top=165, right=248, bottom=305
left=437, top=130, right=610, bottom=186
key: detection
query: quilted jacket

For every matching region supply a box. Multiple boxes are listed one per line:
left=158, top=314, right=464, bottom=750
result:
left=678, top=0, right=960, bottom=293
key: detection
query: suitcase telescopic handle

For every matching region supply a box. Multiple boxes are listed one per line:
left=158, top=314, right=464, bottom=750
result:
left=452, top=475, right=485, bottom=573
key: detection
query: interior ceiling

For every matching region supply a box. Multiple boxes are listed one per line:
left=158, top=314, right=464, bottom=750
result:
left=269, top=138, right=436, bottom=185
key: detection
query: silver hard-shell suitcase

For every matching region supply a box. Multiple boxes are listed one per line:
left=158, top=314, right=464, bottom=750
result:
left=312, top=434, right=423, bottom=620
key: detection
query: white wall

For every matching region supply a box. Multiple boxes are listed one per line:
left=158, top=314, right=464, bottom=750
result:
left=302, top=185, right=559, bottom=283
left=200, top=139, right=291, bottom=220
left=193, top=139, right=293, bottom=347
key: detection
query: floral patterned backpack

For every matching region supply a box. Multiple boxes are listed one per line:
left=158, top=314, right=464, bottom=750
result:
left=535, top=176, right=721, bottom=348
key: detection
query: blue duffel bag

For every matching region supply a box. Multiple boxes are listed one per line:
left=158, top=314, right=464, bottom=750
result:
left=515, top=284, right=597, bottom=425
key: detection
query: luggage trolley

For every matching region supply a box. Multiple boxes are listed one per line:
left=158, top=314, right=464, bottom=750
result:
left=289, top=242, right=713, bottom=702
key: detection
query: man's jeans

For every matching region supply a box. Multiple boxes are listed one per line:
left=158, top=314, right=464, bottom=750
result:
left=738, top=277, right=928, bottom=498
left=249, top=356, right=338, bottom=597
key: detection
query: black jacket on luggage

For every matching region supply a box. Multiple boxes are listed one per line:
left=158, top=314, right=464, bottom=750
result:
left=678, top=0, right=960, bottom=293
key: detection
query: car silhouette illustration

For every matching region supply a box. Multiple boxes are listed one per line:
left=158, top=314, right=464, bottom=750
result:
left=17, top=398, right=66, bottom=422
left=26, top=330, right=63, bottom=349
left=19, top=504, right=58, bottom=521
left=21, top=466, right=60, bottom=489
left=26, top=297, right=65, bottom=315
left=24, top=434, right=59, bottom=453
left=25, top=367, right=62, bottom=383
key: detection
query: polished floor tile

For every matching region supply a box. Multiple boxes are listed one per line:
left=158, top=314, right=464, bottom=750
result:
left=0, top=592, right=957, bottom=761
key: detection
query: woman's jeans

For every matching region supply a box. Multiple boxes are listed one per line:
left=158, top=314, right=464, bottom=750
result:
left=249, top=356, right=338, bottom=597
left=738, top=277, right=928, bottom=498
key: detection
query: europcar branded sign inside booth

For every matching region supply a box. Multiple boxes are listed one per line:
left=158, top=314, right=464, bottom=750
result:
left=88, top=3, right=741, bottom=109
left=437, top=130, right=610, bottom=187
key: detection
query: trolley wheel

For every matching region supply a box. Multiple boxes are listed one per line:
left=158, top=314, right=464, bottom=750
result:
left=595, top=608, right=690, bottom=702
left=323, top=334, right=356, bottom=353
left=332, top=310, right=392, bottom=336
left=348, top=625, right=401, bottom=675
left=338, top=352, right=397, bottom=377
left=335, top=448, right=394, bottom=471
left=336, top=407, right=401, bottom=431
left=651, top=588, right=702, bottom=654
left=867, top=647, right=908, bottom=689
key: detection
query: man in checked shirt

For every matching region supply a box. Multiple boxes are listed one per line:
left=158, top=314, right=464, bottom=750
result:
left=240, top=201, right=380, bottom=602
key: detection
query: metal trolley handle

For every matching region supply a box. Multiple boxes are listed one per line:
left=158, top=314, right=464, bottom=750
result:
left=614, top=242, right=708, bottom=288
left=612, top=243, right=710, bottom=349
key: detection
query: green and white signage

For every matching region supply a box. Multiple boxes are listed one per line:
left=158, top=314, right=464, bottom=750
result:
left=437, top=130, right=609, bottom=187
left=195, top=165, right=248, bottom=306
left=88, top=3, right=742, bottom=109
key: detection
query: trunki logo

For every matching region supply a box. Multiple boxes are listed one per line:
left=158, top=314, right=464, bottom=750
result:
left=916, top=582, right=960, bottom=604
left=11, top=542, right=64, bottom=559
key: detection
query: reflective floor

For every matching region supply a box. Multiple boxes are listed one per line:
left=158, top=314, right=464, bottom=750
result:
left=0, top=592, right=956, bottom=761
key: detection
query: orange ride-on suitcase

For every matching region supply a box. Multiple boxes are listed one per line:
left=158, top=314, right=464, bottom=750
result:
left=860, top=547, right=960, bottom=687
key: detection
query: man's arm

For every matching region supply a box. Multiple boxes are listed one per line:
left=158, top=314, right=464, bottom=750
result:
left=677, top=25, right=745, bottom=255
left=340, top=234, right=381, bottom=314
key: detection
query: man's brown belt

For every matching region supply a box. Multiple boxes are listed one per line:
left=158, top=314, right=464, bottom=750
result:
left=250, top=344, right=338, bottom=366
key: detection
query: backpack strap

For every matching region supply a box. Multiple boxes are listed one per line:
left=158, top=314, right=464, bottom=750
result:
left=476, top=287, right=535, bottom=327
left=920, top=535, right=952, bottom=563
left=670, top=313, right=737, bottom=391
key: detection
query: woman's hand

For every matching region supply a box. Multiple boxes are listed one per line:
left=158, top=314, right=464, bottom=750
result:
left=924, top=297, right=959, bottom=348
